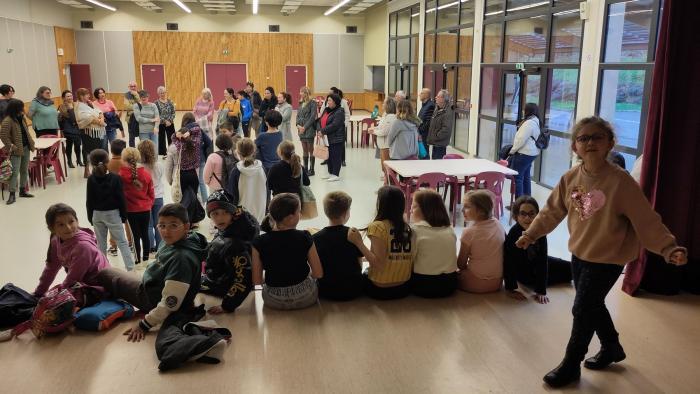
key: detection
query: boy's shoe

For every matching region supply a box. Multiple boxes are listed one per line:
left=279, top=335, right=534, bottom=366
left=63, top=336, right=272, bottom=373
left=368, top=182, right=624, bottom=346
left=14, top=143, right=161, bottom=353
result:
left=108, top=246, right=118, bottom=256
left=584, top=345, right=626, bottom=370
left=543, top=360, right=581, bottom=388
left=327, top=175, right=340, bottom=182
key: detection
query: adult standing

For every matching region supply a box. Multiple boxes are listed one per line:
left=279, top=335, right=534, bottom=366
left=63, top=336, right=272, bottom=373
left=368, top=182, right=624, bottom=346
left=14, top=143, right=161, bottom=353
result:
left=259, top=87, right=278, bottom=134
left=508, top=102, right=541, bottom=197
left=57, top=90, right=83, bottom=168
left=330, top=87, right=350, bottom=167
left=133, top=90, right=160, bottom=147
left=193, top=88, right=215, bottom=136
left=168, top=113, right=203, bottom=225
left=0, top=99, right=35, bottom=204
left=93, top=87, right=122, bottom=146
left=218, top=88, right=241, bottom=134
left=427, top=89, right=455, bottom=160
left=318, top=94, right=345, bottom=182
left=245, top=82, right=263, bottom=134
left=369, top=97, right=397, bottom=178
left=75, top=88, right=107, bottom=178
left=388, top=99, right=420, bottom=160
left=155, top=86, right=176, bottom=156
left=28, top=86, right=59, bottom=137
left=296, top=86, right=317, bottom=176
left=394, top=90, right=407, bottom=102
left=0, top=84, right=16, bottom=119
left=124, top=81, right=141, bottom=147
left=417, top=88, right=435, bottom=160
left=276, top=92, right=293, bottom=142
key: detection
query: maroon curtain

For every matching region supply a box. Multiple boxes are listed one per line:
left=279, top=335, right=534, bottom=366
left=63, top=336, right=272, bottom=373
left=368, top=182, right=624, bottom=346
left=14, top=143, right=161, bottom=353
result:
left=622, top=0, right=700, bottom=295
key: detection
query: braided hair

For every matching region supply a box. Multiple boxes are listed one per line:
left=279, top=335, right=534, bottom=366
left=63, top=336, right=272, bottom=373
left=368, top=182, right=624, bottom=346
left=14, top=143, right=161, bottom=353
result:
left=121, top=147, right=142, bottom=189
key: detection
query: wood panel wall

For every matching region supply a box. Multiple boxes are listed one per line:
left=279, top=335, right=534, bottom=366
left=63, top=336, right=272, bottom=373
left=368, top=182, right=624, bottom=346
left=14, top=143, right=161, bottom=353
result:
left=54, top=27, right=77, bottom=93
left=132, top=32, right=314, bottom=110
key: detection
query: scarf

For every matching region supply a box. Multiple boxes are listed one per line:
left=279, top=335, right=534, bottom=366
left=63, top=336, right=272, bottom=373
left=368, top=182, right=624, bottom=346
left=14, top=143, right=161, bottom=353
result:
left=34, top=97, right=54, bottom=106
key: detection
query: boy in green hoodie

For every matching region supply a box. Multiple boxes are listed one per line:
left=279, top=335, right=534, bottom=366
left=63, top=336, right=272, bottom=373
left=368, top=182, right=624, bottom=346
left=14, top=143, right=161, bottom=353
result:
left=97, top=203, right=208, bottom=342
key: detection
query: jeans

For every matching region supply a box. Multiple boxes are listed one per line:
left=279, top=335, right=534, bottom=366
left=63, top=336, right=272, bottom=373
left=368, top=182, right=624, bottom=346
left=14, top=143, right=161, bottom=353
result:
left=93, top=209, right=135, bottom=271
left=510, top=153, right=538, bottom=197
left=565, top=256, right=624, bottom=362
left=105, top=128, right=117, bottom=144
left=327, top=142, right=343, bottom=176
left=148, top=197, right=164, bottom=250
left=198, top=163, right=208, bottom=202
left=8, top=147, right=30, bottom=192
left=431, top=146, right=447, bottom=160
left=262, top=277, right=318, bottom=310
left=139, top=131, right=158, bottom=148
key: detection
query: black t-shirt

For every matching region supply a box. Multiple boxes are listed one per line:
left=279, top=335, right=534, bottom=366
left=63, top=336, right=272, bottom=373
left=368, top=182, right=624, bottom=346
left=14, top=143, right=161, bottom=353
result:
left=313, top=225, right=363, bottom=283
left=267, top=161, right=310, bottom=198
left=252, top=229, right=313, bottom=287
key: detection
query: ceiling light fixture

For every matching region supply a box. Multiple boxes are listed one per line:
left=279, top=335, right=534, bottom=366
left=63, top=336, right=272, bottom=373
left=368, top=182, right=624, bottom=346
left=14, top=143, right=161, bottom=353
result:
left=85, top=0, right=116, bottom=11
left=172, top=0, right=192, bottom=13
left=325, top=0, right=350, bottom=16
left=253, top=0, right=259, bottom=14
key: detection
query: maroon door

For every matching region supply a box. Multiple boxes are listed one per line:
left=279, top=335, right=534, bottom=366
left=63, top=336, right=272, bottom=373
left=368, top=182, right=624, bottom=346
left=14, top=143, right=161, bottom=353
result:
left=285, top=65, right=307, bottom=109
left=205, top=63, right=247, bottom=104
left=69, top=64, right=92, bottom=94
left=141, top=64, right=165, bottom=97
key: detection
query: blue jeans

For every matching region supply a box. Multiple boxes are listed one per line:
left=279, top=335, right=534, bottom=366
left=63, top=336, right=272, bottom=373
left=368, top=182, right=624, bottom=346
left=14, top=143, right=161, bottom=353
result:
left=510, top=153, right=538, bottom=197
left=148, top=197, right=164, bottom=250
left=93, top=209, right=135, bottom=271
left=139, top=131, right=158, bottom=147
left=198, top=163, right=208, bottom=202
left=106, top=128, right=117, bottom=144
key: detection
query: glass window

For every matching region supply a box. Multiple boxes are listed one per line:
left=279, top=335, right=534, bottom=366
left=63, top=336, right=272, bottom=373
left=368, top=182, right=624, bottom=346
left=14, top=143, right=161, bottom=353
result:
left=424, top=34, right=436, bottom=63
left=446, top=68, right=457, bottom=96
left=411, top=7, right=420, bottom=34
left=396, top=67, right=408, bottom=92
left=540, top=135, right=572, bottom=187
left=423, top=66, right=440, bottom=96
left=397, top=9, right=411, bottom=36
left=389, top=66, right=397, bottom=94
left=411, top=36, right=419, bottom=63
left=436, top=29, right=459, bottom=63
left=598, top=69, right=646, bottom=149
left=397, top=38, right=411, bottom=63
left=506, top=0, right=549, bottom=16
left=426, top=0, right=437, bottom=31
left=526, top=74, right=541, bottom=105
left=478, top=118, right=498, bottom=159
left=458, top=27, right=474, bottom=63
left=437, top=0, right=460, bottom=30
left=389, top=40, right=396, bottom=63
left=617, top=151, right=637, bottom=172
left=546, top=69, right=579, bottom=132
left=461, top=0, right=476, bottom=24
left=551, top=11, right=583, bottom=63
left=485, top=0, right=504, bottom=17
left=502, top=73, right=520, bottom=122
left=483, top=23, right=502, bottom=63
left=501, top=123, right=517, bottom=147
left=455, top=112, right=470, bottom=151
left=555, top=0, right=583, bottom=5
left=389, top=13, right=397, bottom=37
left=456, top=66, right=472, bottom=110
left=604, top=0, right=654, bottom=62
left=505, top=16, right=548, bottom=63
left=480, top=67, right=500, bottom=117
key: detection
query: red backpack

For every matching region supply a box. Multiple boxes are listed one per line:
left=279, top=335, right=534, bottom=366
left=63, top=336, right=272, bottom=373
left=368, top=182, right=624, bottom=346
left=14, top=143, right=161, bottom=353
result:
left=11, top=286, right=77, bottom=339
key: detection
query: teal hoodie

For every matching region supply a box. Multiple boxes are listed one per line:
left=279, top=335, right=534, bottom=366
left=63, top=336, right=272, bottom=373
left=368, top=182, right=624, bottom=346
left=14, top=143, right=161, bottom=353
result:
left=141, top=230, right=207, bottom=329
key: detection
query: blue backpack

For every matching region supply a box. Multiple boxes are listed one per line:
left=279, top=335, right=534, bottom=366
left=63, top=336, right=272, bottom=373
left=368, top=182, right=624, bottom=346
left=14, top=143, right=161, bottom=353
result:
left=74, top=300, right=135, bottom=331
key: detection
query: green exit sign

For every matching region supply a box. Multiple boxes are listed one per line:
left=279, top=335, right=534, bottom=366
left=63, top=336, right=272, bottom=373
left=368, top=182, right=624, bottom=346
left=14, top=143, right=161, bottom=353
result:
left=516, top=62, right=525, bottom=70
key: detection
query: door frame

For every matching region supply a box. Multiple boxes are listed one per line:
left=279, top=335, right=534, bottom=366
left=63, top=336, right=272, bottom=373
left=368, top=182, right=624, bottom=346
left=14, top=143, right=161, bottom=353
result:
left=203, top=62, right=249, bottom=90
left=140, top=63, right=167, bottom=91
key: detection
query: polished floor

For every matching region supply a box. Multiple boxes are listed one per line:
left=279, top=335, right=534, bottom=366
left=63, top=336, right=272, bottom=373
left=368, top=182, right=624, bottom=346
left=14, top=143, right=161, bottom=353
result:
left=1, top=113, right=698, bottom=393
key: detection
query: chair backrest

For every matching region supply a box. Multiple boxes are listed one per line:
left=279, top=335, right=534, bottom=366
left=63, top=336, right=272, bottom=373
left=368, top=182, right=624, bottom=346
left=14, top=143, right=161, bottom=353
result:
left=415, top=172, right=448, bottom=190
left=473, top=171, right=505, bottom=196
left=361, top=118, right=375, bottom=131
left=443, top=153, right=464, bottom=160
left=45, top=142, right=61, bottom=160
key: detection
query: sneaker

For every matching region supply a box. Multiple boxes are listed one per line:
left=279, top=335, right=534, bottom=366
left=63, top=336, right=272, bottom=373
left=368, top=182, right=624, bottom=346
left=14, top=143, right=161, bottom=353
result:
left=327, top=175, right=340, bottom=182
left=108, top=247, right=118, bottom=256
left=321, top=174, right=331, bottom=180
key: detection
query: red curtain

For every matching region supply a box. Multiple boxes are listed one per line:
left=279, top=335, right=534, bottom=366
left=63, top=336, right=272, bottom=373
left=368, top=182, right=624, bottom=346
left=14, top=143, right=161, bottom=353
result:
left=622, top=0, right=700, bottom=295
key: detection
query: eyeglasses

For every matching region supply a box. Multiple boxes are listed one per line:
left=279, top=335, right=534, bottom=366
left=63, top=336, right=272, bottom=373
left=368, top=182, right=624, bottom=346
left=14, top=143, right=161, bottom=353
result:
left=518, top=211, right=537, bottom=218
left=575, top=133, right=608, bottom=144
left=157, top=223, right=184, bottom=231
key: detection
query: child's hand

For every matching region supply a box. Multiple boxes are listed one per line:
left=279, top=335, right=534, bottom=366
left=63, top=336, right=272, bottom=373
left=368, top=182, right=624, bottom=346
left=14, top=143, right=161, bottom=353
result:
left=533, top=294, right=549, bottom=304
left=515, top=234, right=534, bottom=249
left=669, top=249, right=688, bottom=266
left=347, top=227, right=362, bottom=245
left=507, top=290, right=527, bottom=301
left=123, top=324, right=146, bottom=342
left=208, top=305, right=225, bottom=315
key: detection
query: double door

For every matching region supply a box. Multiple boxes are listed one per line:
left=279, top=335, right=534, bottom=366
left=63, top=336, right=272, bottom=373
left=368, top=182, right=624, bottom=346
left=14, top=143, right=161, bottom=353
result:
left=204, top=63, right=248, bottom=104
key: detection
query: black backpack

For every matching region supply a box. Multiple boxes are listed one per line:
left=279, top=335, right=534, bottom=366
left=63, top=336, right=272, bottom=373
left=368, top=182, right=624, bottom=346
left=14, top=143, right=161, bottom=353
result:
left=216, top=151, right=238, bottom=189
left=531, top=129, right=551, bottom=149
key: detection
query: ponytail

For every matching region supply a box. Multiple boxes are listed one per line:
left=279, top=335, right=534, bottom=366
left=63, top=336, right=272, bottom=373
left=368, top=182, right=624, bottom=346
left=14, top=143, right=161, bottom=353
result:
left=88, top=149, right=109, bottom=177
left=277, top=140, right=301, bottom=178
left=290, top=153, right=302, bottom=178
left=236, top=138, right=257, bottom=168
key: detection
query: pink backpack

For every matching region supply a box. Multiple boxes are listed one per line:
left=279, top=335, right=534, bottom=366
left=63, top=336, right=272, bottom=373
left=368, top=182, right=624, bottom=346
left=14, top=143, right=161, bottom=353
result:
left=11, top=286, right=77, bottom=339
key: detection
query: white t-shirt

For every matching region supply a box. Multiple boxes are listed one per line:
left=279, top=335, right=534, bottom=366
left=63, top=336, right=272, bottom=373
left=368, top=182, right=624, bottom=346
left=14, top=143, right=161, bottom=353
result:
left=411, top=221, right=458, bottom=275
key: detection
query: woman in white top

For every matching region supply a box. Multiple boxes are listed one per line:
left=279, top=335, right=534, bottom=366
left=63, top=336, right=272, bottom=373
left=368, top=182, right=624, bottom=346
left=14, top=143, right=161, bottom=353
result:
left=369, top=97, right=397, bottom=179
left=275, top=92, right=293, bottom=142
left=75, top=88, right=106, bottom=178
left=508, top=102, right=541, bottom=197
left=409, top=189, right=459, bottom=298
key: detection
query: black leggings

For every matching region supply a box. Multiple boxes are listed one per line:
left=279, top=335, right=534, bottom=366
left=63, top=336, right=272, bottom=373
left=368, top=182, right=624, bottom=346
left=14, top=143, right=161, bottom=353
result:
left=64, top=133, right=82, bottom=164
left=411, top=272, right=458, bottom=298
left=363, top=274, right=410, bottom=300
left=565, top=256, right=624, bottom=362
left=127, top=211, right=151, bottom=262
left=159, top=123, right=175, bottom=156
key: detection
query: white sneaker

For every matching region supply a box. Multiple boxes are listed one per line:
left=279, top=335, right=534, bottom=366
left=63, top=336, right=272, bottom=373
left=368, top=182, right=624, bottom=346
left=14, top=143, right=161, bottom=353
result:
left=327, top=175, right=340, bottom=182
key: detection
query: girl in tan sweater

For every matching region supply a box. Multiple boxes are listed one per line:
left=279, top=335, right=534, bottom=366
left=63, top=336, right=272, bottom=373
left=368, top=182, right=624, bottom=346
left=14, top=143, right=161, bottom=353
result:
left=516, top=116, right=687, bottom=387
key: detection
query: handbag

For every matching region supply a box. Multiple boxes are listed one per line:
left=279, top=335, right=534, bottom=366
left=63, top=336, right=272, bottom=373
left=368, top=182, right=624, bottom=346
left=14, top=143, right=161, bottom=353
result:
left=313, top=135, right=329, bottom=160
left=0, top=149, right=13, bottom=183
left=171, top=145, right=182, bottom=203
left=299, top=174, right=318, bottom=220
left=417, top=135, right=428, bottom=159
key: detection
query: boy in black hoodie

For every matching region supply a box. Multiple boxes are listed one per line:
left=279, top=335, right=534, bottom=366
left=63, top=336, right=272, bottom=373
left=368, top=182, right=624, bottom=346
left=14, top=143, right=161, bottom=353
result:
left=202, top=190, right=260, bottom=314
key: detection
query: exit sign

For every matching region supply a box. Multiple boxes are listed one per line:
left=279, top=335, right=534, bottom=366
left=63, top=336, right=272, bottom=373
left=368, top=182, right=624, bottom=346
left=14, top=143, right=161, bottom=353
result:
left=516, top=63, right=525, bottom=70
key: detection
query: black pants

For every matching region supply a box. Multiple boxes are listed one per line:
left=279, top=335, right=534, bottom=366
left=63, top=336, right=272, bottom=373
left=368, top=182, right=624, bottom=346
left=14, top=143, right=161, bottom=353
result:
left=319, top=276, right=364, bottom=301
left=96, top=268, right=154, bottom=312
left=241, top=121, right=250, bottom=138
left=411, top=272, right=458, bottom=298
left=64, top=133, right=82, bottom=164
left=159, top=123, right=175, bottom=156
left=548, top=257, right=574, bottom=285
left=128, top=115, right=138, bottom=147
left=80, top=132, right=103, bottom=165
left=35, top=129, right=58, bottom=138
left=431, top=146, right=447, bottom=160
left=180, top=169, right=204, bottom=223
left=127, top=211, right=151, bottom=262
left=328, top=142, right=343, bottom=176
left=363, top=274, right=410, bottom=300
left=564, top=256, right=624, bottom=363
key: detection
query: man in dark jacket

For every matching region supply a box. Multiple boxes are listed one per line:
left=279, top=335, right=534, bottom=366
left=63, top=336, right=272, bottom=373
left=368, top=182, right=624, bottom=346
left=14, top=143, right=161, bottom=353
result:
left=417, top=88, right=435, bottom=160
left=245, top=81, right=263, bottom=134
left=427, top=89, right=455, bottom=160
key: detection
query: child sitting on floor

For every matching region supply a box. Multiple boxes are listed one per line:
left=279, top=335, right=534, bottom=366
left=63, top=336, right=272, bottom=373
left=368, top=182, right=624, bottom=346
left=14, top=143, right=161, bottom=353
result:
left=504, top=195, right=572, bottom=304
left=201, top=190, right=260, bottom=314
left=313, top=191, right=364, bottom=301
left=457, top=190, right=505, bottom=293
left=34, top=203, right=110, bottom=297
left=252, top=193, right=323, bottom=310
left=97, top=203, right=207, bottom=342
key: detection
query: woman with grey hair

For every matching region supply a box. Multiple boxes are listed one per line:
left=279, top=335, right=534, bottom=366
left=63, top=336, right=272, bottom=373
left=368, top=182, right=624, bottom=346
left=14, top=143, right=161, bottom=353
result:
left=133, top=90, right=160, bottom=147
left=427, top=89, right=454, bottom=160
left=155, top=86, right=176, bottom=156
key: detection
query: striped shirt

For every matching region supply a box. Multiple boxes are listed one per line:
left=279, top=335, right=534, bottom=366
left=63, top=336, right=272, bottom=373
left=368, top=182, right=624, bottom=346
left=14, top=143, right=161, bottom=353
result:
left=367, top=220, right=415, bottom=285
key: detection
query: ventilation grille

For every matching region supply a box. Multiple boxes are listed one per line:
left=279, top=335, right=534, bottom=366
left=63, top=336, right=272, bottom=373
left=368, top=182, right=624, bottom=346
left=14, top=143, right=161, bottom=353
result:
left=80, top=21, right=93, bottom=29
left=269, top=25, right=280, bottom=32
left=167, top=23, right=179, bottom=31
left=346, top=26, right=358, bottom=34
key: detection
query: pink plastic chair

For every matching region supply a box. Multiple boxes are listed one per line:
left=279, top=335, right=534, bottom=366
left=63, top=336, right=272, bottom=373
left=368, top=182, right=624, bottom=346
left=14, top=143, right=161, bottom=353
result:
left=471, top=171, right=506, bottom=219
left=442, top=153, right=465, bottom=213
left=406, top=172, right=455, bottom=222
left=496, top=160, right=517, bottom=224
left=360, top=118, right=376, bottom=148
left=443, top=153, right=464, bottom=160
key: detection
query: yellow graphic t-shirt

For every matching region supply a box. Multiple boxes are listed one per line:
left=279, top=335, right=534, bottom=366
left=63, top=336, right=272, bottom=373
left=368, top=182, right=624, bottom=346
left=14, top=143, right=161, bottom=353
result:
left=367, top=220, right=414, bottom=285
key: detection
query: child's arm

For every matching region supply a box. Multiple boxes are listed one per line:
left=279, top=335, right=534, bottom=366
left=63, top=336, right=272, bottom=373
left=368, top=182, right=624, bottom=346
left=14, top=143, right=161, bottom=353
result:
left=252, top=247, right=264, bottom=285
left=456, top=230, right=472, bottom=270
left=33, top=238, right=62, bottom=297
left=348, top=228, right=387, bottom=271
left=308, top=243, right=324, bottom=279
left=202, top=154, right=216, bottom=188
left=516, top=179, right=568, bottom=249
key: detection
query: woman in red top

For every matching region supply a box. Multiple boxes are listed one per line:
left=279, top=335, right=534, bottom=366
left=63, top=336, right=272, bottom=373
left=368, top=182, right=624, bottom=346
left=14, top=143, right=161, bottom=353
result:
left=119, top=147, right=154, bottom=264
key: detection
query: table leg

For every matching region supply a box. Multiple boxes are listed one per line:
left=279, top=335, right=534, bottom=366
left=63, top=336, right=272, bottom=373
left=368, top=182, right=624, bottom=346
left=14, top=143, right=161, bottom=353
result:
left=61, top=141, right=68, bottom=178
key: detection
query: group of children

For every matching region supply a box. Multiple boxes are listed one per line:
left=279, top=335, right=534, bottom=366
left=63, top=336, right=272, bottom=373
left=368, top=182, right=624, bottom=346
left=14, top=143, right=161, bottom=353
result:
left=27, top=115, right=688, bottom=388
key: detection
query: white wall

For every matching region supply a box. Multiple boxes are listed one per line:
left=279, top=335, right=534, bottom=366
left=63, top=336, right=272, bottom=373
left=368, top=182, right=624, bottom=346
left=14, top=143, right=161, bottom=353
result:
left=313, top=34, right=365, bottom=92
left=2, top=0, right=73, bottom=28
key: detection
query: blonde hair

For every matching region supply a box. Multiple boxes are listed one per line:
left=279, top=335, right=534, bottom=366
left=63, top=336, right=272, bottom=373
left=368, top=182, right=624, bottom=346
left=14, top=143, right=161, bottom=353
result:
left=464, top=190, right=494, bottom=220
left=396, top=99, right=415, bottom=120
left=237, top=138, right=256, bottom=167
left=137, top=139, right=156, bottom=169
left=277, top=140, right=302, bottom=178
left=299, top=86, right=312, bottom=104
left=201, top=88, right=212, bottom=101
left=121, top=147, right=142, bottom=189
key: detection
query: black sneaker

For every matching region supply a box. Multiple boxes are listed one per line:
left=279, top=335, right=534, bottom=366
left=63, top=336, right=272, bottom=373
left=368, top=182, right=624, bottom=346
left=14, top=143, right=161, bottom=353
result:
left=543, top=360, right=581, bottom=388
left=584, top=346, right=626, bottom=370
left=19, top=191, right=34, bottom=198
